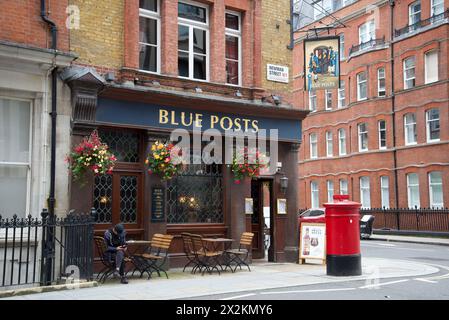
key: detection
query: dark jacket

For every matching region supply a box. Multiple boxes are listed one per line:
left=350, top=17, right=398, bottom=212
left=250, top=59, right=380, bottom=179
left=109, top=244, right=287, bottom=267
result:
left=104, top=228, right=127, bottom=253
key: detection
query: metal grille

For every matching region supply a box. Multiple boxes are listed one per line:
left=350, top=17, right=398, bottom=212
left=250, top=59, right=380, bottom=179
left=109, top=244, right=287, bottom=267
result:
left=167, top=164, right=223, bottom=224
left=93, top=175, right=113, bottom=224
left=99, top=130, right=140, bottom=163
left=120, top=176, right=138, bottom=224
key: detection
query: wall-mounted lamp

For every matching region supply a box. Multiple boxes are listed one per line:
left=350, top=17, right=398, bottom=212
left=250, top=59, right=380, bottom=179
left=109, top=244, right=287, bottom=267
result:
left=271, top=95, right=281, bottom=105
left=280, top=176, right=288, bottom=194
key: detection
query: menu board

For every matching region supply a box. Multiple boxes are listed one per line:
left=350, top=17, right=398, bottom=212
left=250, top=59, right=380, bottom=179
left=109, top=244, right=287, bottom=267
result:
left=299, top=223, right=326, bottom=262
left=151, top=187, right=165, bottom=222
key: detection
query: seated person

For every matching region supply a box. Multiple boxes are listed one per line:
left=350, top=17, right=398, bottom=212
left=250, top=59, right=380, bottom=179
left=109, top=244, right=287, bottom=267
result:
left=104, top=223, right=128, bottom=284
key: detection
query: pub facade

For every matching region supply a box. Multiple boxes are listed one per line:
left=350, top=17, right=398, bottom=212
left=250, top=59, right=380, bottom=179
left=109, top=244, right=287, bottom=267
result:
left=64, top=0, right=307, bottom=265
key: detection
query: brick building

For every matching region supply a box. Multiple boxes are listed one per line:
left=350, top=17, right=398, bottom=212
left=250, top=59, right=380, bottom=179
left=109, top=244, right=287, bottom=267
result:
left=294, top=0, right=449, bottom=210
left=62, top=0, right=306, bottom=264
left=0, top=0, right=76, bottom=219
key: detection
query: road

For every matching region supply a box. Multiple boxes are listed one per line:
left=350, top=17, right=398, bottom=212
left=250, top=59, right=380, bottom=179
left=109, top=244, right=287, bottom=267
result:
left=186, top=240, right=449, bottom=300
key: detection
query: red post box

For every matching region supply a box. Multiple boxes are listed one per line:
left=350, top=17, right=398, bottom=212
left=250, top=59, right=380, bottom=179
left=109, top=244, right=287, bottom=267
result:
left=324, top=195, right=362, bottom=276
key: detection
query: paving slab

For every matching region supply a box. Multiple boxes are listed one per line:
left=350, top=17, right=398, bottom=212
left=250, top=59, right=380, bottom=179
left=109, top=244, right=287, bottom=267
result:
left=1, top=257, right=439, bottom=300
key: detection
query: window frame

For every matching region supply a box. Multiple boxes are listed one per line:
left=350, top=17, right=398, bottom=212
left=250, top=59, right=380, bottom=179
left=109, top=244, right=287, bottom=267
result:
left=404, top=113, right=417, bottom=145
left=326, top=131, right=333, bottom=157
left=339, top=33, right=345, bottom=60
left=338, top=128, right=347, bottom=156
left=380, top=175, right=390, bottom=208
left=325, top=89, right=333, bottom=110
left=431, top=0, right=444, bottom=17
left=225, top=10, right=242, bottom=87
left=338, top=80, right=346, bottom=108
left=359, top=176, right=371, bottom=209
left=357, top=71, right=367, bottom=101
left=309, top=91, right=317, bottom=112
left=178, top=0, right=210, bottom=82
left=311, top=180, right=319, bottom=208
left=378, top=120, right=387, bottom=149
left=425, top=50, right=439, bottom=84
left=426, top=108, right=440, bottom=142
left=403, top=56, right=416, bottom=90
left=310, top=133, right=318, bottom=159
left=428, top=171, right=443, bottom=209
left=377, top=67, right=386, bottom=97
left=0, top=96, right=33, bottom=219
left=408, top=1, right=421, bottom=26
left=339, top=179, right=348, bottom=195
left=358, top=20, right=375, bottom=45
left=358, top=122, right=368, bottom=152
left=139, top=0, right=161, bottom=74
left=327, top=180, right=334, bottom=203
left=407, top=173, right=420, bottom=208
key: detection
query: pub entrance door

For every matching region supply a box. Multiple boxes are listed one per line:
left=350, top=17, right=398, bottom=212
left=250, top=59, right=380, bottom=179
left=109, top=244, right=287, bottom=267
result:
left=251, top=179, right=274, bottom=261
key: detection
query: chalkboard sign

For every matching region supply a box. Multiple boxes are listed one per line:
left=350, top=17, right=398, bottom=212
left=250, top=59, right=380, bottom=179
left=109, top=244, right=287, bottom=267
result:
left=151, top=187, right=165, bottom=222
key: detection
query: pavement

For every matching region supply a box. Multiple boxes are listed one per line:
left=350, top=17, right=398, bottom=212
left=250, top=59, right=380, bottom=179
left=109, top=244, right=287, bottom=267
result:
left=370, top=234, right=449, bottom=246
left=1, top=256, right=439, bottom=300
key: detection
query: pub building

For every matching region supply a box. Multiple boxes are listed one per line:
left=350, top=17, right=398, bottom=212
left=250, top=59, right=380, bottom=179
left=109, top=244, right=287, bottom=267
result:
left=63, top=65, right=307, bottom=266
left=61, top=0, right=307, bottom=266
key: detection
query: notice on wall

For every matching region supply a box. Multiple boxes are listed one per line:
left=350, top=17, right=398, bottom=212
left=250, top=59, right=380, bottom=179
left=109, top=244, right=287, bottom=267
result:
left=151, top=187, right=165, bottom=222
left=299, top=222, right=326, bottom=262
left=267, top=64, right=289, bottom=83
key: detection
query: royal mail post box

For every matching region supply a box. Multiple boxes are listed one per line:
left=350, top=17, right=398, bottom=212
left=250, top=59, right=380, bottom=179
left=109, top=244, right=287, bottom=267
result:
left=324, top=195, right=362, bottom=276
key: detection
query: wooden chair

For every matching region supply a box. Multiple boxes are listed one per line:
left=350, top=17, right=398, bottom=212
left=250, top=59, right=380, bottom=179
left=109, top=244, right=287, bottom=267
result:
left=93, top=236, right=130, bottom=283
left=225, top=232, right=254, bottom=272
left=181, top=232, right=201, bottom=273
left=190, top=234, right=222, bottom=276
left=134, top=234, right=174, bottom=279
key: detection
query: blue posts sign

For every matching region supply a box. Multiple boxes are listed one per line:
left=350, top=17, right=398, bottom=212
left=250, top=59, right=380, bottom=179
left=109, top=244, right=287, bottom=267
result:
left=304, top=36, right=340, bottom=91
left=96, top=98, right=302, bottom=142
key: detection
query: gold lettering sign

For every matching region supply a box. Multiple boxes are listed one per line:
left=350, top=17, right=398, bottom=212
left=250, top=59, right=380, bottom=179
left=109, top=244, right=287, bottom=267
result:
left=158, top=109, right=259, bottom=133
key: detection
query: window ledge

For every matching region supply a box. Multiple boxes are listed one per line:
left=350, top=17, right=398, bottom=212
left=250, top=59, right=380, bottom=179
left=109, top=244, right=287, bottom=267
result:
left=348, top=43, right=389, bottom=61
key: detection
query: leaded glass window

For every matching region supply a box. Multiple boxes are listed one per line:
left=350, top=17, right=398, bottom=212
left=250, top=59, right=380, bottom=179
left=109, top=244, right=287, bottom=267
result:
left=99, top=130, right=140, bottom=163
left=167, top=163, right=223, bottom=224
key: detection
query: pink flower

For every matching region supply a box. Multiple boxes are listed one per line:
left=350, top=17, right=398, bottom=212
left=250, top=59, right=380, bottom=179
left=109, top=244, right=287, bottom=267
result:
left=234, top=180, right=241, bottom=184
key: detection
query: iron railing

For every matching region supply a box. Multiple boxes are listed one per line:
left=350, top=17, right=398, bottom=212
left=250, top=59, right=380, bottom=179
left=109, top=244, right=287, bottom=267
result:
left=395, top=9, right=449, bottom=38
left=0, top=209, right=94, bottom=289
left=360, top=207, right=449, bottom=233
left=349, top=36, right=385, bottom=55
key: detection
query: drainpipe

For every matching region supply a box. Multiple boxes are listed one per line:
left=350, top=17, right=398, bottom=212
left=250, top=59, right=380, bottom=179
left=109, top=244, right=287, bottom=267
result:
left=389, top=1, right=400, bottom=212
left=288, top=0, right=294, bottom=50
left=40, top=0, right=58, bottom=286
left=41, top=0, right=58, bottom=217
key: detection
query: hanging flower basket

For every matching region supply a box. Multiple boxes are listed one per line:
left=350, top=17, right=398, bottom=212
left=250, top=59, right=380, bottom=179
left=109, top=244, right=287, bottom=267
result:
left=145, top=141, right=182, bottom=181
left=66, top=130, right=117, bottom=182
left=231, top=147, right=269, bottom=184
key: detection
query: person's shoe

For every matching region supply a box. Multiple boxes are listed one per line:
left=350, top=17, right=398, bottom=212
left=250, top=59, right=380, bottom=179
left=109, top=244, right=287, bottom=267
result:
left=120, top=276, right=128, bottom=284
left=113, top=270, right=120, bottom=279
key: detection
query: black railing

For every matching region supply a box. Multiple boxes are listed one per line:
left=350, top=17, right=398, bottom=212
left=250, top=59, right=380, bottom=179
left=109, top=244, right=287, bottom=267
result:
left=395, top=9, right=449, bottom=38
left=1, top=209, right=94, bottom=289
left=349, top=36, right=386, bottom=55
left=360, top=207, right=449, bottom=233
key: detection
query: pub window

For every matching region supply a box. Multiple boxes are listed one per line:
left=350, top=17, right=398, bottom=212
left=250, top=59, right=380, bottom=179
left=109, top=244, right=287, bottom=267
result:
left=309, top=91, right=317, bottom=112
left=326, top=131, right=333, bottom=157
left=178, top=1, right=209, bottom=81
left=358, top=122, right=368, bottom=152
left=327, top=180, right=334, bottom=203
left=325, top=90, right=332, bottom=110
left=357, top=71, right=367, bottom=101
left=409, top=1, right=421, bottom=29
left=359, top=176, right=371, bottom=209
left=339, top=179, right=348, bottom=195
left=339, top=34, right=345, bottom=60
left=310, top=133, right=318, bottom=159
left=431, top=0, right=444, bottom=20
left=338, top=128, right=346, bottom=156
left=98, top=130, right=141, bottom=163
left=225, top=11, right=241, bottom=86
left=139, top=0, right=160, bottom=73
left=380, top=176, right=390, bottom=208
left=429, top=171, right=443, bottom=209
left=311, top=181, right=319, bottom=208
left=0, top=97, right=31, bottom=219
left=167, top=161, right=223, bottom=224
left=425, top=50, right=438, bottom=84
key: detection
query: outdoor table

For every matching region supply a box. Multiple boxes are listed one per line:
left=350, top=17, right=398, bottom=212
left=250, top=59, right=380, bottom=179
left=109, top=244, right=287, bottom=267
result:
left=202, top=238, right=234, bottom=272
left=125, top=240, right=153, bottom=277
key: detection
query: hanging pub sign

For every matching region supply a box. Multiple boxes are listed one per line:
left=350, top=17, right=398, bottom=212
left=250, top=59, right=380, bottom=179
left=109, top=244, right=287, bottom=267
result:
left=304, top=36, right=340, bottom=91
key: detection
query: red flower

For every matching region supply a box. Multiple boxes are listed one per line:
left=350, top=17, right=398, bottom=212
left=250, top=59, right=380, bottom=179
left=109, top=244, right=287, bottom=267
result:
left=234, top=180, right=241, bottom=184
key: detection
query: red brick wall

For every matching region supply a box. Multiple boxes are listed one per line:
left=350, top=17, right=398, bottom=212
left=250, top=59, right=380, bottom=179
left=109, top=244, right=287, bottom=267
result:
left=0, top=0, right=69, bottom=51
left=295, top=0, right=449, bottom=209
